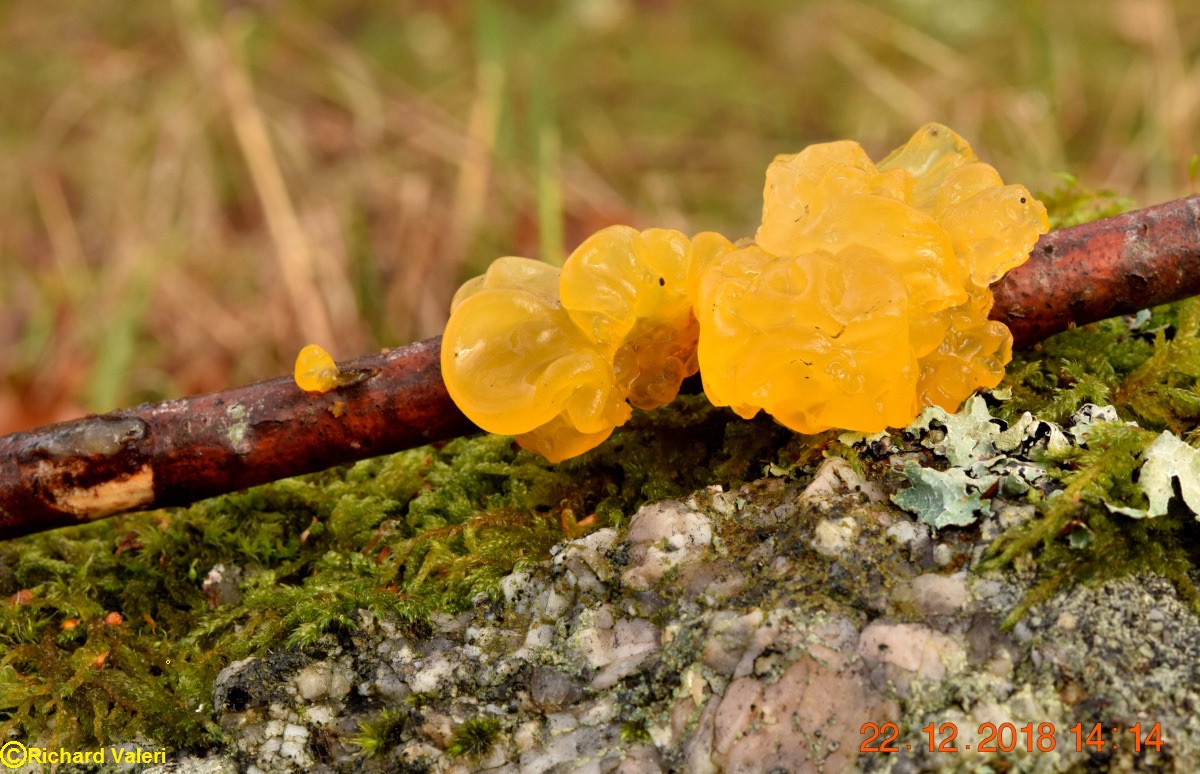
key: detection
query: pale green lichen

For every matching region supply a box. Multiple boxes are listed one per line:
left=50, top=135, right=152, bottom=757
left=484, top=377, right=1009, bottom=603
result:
left=892, top=461, right=987, bottom=529
left=224, top=402, right=250, bottom=452
left=908, top=395, right=1004, bottom=469
left=1106, top=431, right=1200, bottom=519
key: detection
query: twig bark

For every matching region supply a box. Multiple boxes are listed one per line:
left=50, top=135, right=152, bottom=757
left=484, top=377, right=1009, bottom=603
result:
left=0, top=338, right=476, bottom=539
left=996, top=195, right=1200, bottom=347
left=2, top=195, right=1199, bottom=540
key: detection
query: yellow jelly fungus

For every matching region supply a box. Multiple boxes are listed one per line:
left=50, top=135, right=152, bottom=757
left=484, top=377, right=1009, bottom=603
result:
left=695, top=244, right=918, bottom=434
left=696, top=123, right=1048, bottom=434
left=443, top=123, right=1048, bottom=458
left=561, top=226, right=715, bottom=410
left=758, top=139, right=966, bottom=314
left=442, top=229, right=734, bottom=461
left=442, top=256, right=629, bottom=463
left=877, top=124, right=1048, bottom=285
left=294, top=344, right=342, bottom=394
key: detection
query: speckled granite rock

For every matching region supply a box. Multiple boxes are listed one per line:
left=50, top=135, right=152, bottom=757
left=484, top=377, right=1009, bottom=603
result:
left=144, top=451, right=1200, bottom=773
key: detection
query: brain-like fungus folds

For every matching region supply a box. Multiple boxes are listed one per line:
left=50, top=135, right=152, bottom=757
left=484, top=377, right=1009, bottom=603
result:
left=441, top=256, right=627, bottom=462
left=442, top=229, right=732, bottom=462
left=700, top=123, right=1048, bottom=434
left=560, top=226, right=701, bottom=410
left=694, top=245, right=917, bottom=435
left=442, top=123, right=1048, bottom=459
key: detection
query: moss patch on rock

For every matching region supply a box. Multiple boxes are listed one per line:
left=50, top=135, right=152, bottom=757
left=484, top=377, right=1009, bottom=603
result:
left=0, top=392, right=795, bottom=752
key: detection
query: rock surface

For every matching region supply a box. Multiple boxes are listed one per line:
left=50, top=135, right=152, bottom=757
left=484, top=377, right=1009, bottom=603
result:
left=150, top=457, right=1200, bottom=773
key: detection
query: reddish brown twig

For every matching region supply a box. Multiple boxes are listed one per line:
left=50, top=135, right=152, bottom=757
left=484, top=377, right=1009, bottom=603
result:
left=996, top=195, right=1200, bottom=347
left=0, top=338, right=476, bottom=539
left=2, top=195, right=1199, bottom=541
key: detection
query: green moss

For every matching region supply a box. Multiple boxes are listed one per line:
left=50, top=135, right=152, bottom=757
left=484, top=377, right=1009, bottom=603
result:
left=350, top=707, right=408, bottom=758
left=983, top=189, right=1200, bottom=623
left=0, top=511, right=225, bottom=751
left=446, top=716, right=501, bottom=759
left=403, top=690, right=438, bottom=707
left=620, top=720, right=652, bottom=745
left=989, top=302, right=1200, bottom=623
left=0, top=393, right=788, bottom=752
left=1036, top=172, right=1134, bottom=230
left=1002, top=299, right=1200, bottom=430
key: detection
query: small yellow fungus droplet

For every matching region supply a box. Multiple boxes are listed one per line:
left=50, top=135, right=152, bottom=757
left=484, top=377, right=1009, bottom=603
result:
left=294, top=344, right=342, bottom=394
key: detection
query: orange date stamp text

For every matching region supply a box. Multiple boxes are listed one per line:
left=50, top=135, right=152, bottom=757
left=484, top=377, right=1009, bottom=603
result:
left=860, top=721, right=1163, bottom=755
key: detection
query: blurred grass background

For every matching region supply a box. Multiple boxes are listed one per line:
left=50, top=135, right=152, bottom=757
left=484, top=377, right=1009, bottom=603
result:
left=1, top=0, right=1197, bottom=434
